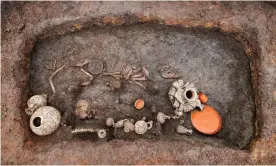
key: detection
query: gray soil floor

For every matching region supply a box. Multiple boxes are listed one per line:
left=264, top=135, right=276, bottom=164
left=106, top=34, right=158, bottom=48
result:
left=29, top=24, right=255, bottom=149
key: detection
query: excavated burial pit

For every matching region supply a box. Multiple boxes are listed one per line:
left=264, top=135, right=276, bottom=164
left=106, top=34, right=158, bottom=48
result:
left=28, top=24, right=255, bottom=149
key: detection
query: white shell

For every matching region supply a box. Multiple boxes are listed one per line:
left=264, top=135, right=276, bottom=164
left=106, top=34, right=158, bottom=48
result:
left=25, top=94, right=47, bottom=115
left=134, top=120, right=148, bottom=135
left=30, top=106, right=61, bottom=136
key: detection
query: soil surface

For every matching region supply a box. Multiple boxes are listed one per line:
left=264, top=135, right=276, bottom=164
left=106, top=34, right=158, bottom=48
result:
left=1, top=2, right=276, bottom=165
left=29, top=24, right=255, bottom=149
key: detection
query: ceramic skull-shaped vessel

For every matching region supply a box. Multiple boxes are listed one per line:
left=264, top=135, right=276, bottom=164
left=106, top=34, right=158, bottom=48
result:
left=30, top=106, right=61, bottom=136
left=168, top=80, right=203, bottom=114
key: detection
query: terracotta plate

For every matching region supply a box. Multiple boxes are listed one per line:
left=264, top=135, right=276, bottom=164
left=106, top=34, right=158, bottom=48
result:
left=191, top=105, right=222, bottom=135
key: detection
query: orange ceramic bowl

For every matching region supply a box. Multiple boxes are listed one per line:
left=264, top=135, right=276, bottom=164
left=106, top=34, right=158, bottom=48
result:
left=191, top=105, right=222, bottom=135
left=135, top=99, right=144, bottom=110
